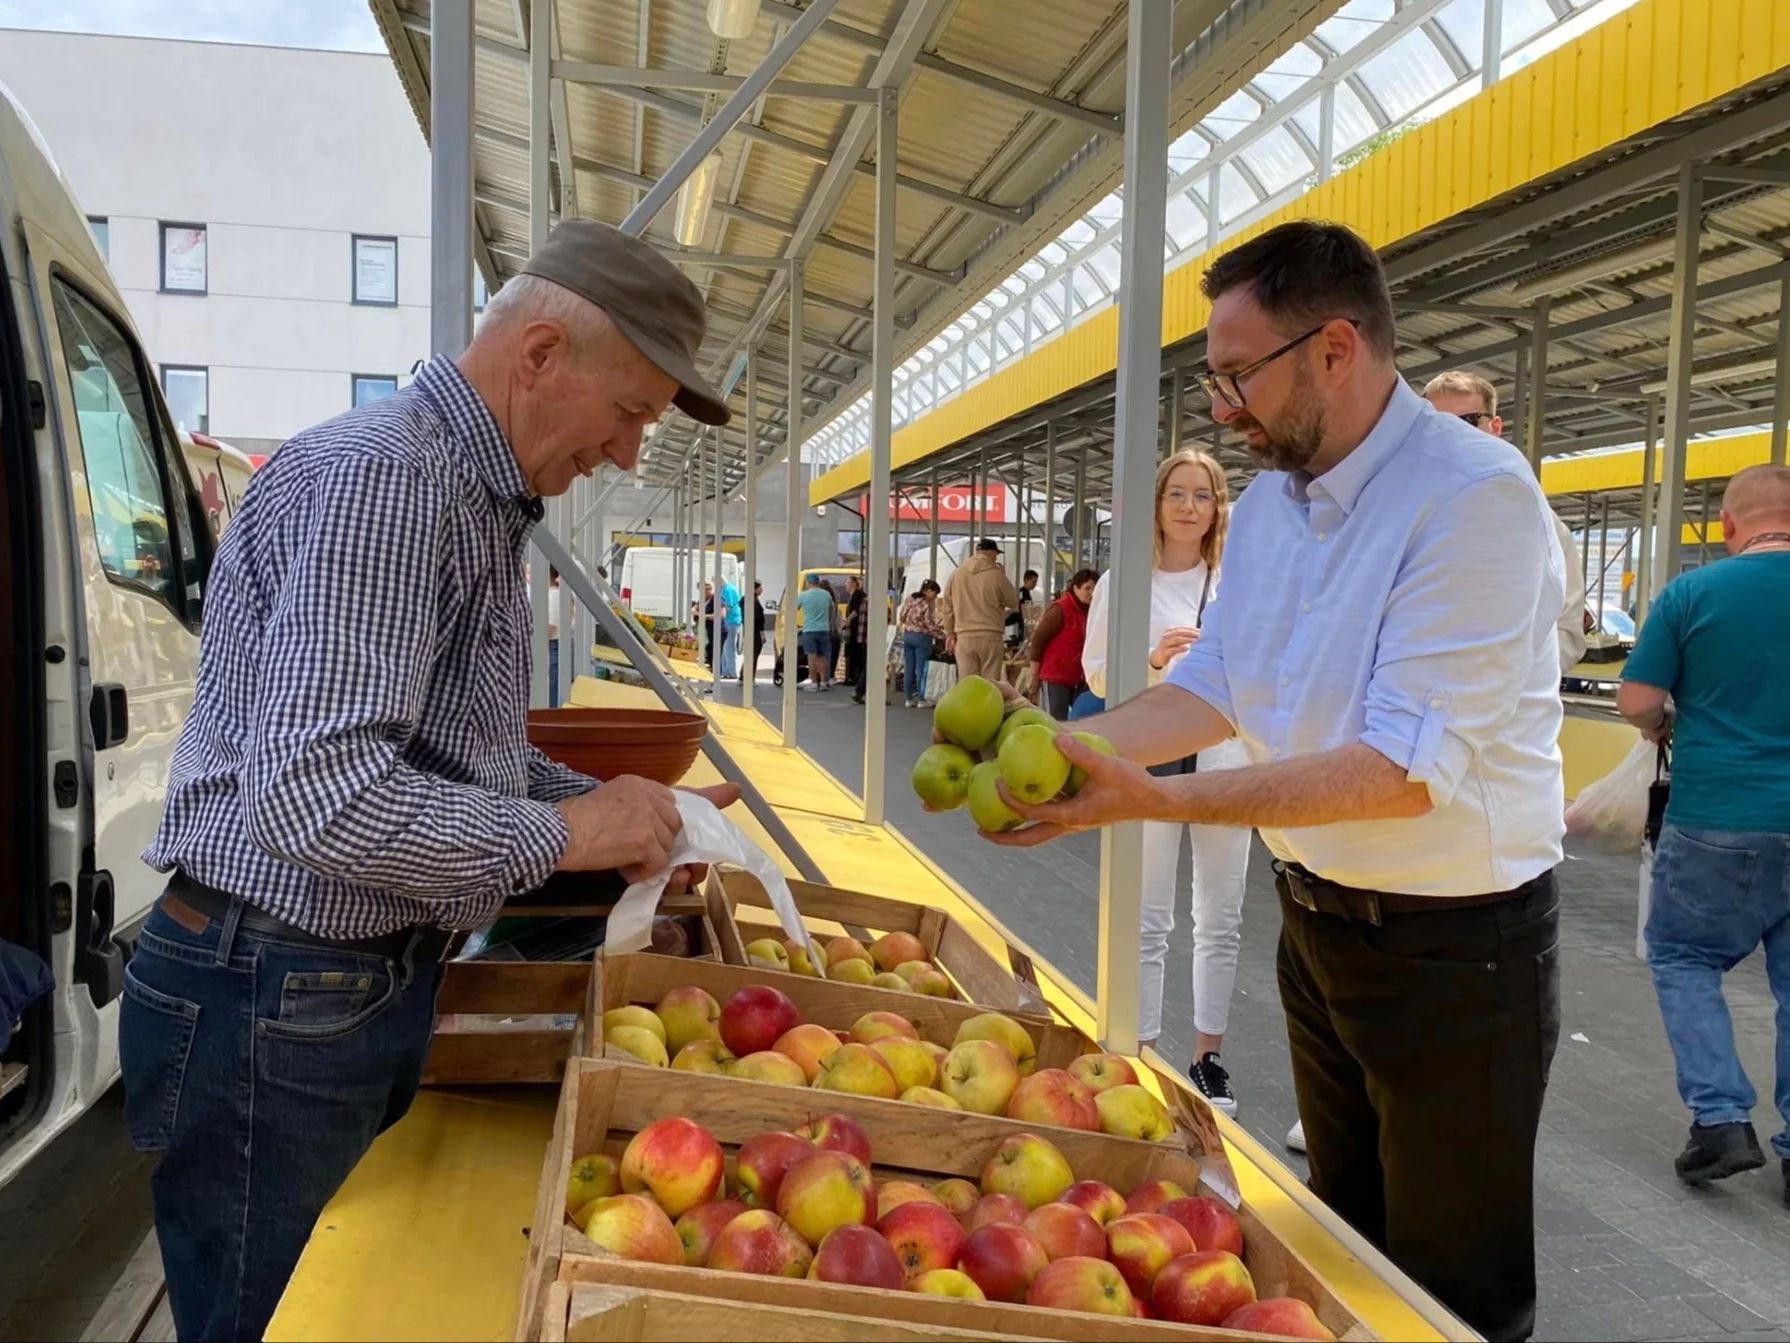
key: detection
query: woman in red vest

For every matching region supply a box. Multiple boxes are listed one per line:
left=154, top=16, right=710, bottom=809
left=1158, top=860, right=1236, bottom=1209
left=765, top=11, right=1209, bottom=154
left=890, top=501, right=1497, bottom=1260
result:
left=1028, top=568, right=1099, bottom=720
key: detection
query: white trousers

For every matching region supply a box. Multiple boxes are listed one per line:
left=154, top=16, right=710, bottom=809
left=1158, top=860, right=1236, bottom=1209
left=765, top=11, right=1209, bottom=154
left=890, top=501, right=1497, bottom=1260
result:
left=1137, top=737, right=1253, bottom=1042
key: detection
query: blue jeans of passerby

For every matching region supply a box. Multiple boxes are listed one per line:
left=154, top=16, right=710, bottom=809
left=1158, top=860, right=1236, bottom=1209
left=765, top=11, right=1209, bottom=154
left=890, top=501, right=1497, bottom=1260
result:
left=902, top=631, right=931, bottom=702
left=1646, top=824, right=1790, bottom=1155
left=720, top=624, right=740, bottom=679
left=119, top=898, right=445, bottom=1341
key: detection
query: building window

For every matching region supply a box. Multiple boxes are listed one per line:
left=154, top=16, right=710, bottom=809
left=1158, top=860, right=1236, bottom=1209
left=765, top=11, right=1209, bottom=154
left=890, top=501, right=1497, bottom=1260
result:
left=159, top=222, right=207, bottom=293
left=352, top=234, right=398, bottom=305
left=87, top=216, right=109, bottom=261
left=352, top=374, right=398, bottom=407
left=161, top=365, right=208, bottom=434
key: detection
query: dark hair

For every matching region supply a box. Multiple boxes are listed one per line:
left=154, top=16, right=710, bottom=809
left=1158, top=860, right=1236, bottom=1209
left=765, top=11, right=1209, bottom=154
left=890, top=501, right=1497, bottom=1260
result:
left=1023, top=569, right=1038, bottom=582
left=920, top=579, right=941, bottom=596
left=1069, top=568, right=1099, bottom=589
left=1201, top=221, right=1395, bottom=359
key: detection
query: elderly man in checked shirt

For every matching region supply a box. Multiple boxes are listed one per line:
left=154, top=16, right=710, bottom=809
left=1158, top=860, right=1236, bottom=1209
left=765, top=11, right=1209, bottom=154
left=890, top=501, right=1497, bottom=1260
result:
left=983, top=223, right=1567, bottom=1342
left=123, top=222, right=739, bottom=1343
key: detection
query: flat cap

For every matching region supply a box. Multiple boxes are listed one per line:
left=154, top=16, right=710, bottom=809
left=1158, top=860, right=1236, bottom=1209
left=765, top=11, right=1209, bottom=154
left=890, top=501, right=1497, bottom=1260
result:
left=522, top=219, right=731, bottom=425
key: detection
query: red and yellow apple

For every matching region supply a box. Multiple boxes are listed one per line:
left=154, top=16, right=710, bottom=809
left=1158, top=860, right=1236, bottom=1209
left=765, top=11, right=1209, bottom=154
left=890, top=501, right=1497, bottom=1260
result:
left=1066, top=1052, right=1138, bottom=1094
left=1158, top=1195, right=1244, bottom=1257
left=776, top=1150, right=876, bottom=1247
left=939, top=1039, right=1021, bottom=1115
left=719, top=984, right=802, bottom=1057
left=674, top=1198, right=747, bottom=1266
left=870, top=930, right=928, bottom=971
left=1222, top=1298, right=1335, bottom=1339
left=565, top=1153, right=620, bottom=1220
left=743, top=937, right=790, bottom=970
left=963, top=1192, right=1027, bottom=1232
left=1006, top=1069, right=1099, bottom=1131
left=980, top=1133, right=1074, bottom=1210
left=1152, top=1250, right=1256, bottom=1327
left=870, top=1037, right=937, bottom=1092
left=604, top=1024, right=669, bottom=1067
left=877, top=1199, right=966, bottom=1282
left=901, top=965, right=955, bottom=997
left=726, top=1051, right=808, bottom=1087
left=826, top=935, right=873, bottom=968
left=577, top=1194, right=683, bottom=1266
left=813, top=1042, right=899, bottom=1099
left=603, top=1006, right=665, bottom=1044
left=1026, top=1255, right=1136, bottom=1316
left=953, top=1014, right=1037, bottom=1076
left=1057, top=1180, right=1127, bottom=1226
left=828, top=958, right=876, bottom=985
left=1105, top=1213, right=1195, bottom=1296
left=653, top=985, right=721, bottom=1054
left=955, top=1222, right=1049, bottom=1303
left=784, top=938, right=828, bottom=979
left=706, top=1208, right=813, bottom=1277
left=1095, top=1084, right=1174, bottom=1141
left=808, top=1224, right=906, bottom=1289
left=772, top=1023, right=841, bottom=1082
left=931, top=1178, right=980, bottom=1221
left=1125, top=1179, right=1189, bottom=1216
left=901, top=1086, right=961, bottom=1109
left=619, top=1117, right=724, bottom=1217
left=848, top=1010, right=918, bottom=1045
left=734, top=1130, right=815, bottom=1208
left=875, top=1180, right=940, bottom=1213
left=1022, top=1202, right=1107, bottom=1261
left=911, top=1268, right=984, bottom=1299
left=670, top=1039, right=734, bottom=1074
left=870, top=972, right=911, bottom=991
left=796, top=1113, right=872, bottom=1167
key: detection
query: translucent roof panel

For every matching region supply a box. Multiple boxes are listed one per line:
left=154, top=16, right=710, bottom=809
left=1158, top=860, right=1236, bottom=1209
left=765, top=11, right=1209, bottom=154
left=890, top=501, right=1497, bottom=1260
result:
left=1434, top=0, right=1486, bottom=60
left=1314, top=0, right=1398, bottom=57
left=1164, top=191, right=1208, bottom=253
left=1325, top=81, right=1383, bottom=156
left=1501, top=0, right=1563, bottom=51
left=1237, top=125, right=1317, bottom=197
left=1251, top=41, right=1324, bottom=100
left=1356, top=27, right=1460, bottom=122
left=1201, top=89, right=1265, bottom=142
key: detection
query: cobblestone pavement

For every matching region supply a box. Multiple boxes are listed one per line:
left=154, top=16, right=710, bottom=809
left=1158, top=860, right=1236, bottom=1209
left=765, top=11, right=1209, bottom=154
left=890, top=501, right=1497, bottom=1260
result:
left=753, top=682, right=1790, bottom=1343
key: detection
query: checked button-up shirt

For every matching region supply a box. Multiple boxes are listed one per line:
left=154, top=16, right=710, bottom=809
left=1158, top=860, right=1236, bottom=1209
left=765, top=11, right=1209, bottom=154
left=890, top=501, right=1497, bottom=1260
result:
left=145, top=356, right=595, bottom=936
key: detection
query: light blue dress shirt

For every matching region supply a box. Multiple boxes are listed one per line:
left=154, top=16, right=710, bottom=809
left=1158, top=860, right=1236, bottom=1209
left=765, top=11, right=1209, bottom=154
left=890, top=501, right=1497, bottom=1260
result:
left=1167, top=379, right=1566, bottom=896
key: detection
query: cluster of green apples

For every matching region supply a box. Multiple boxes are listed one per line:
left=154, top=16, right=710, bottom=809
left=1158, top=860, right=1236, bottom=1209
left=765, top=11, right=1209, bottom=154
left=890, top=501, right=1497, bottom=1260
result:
left=910, top=676, right=1114, bottom=832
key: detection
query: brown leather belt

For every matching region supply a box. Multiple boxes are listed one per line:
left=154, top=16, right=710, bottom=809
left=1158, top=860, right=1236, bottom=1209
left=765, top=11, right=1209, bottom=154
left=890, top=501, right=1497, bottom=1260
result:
left=162, top=872, right=464, bottom=963
left=1274, top=860, right=1534, bottom=927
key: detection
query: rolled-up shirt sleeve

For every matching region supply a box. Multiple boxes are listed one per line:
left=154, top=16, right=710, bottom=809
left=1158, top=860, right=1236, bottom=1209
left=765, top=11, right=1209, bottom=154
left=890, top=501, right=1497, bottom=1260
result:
left=1164, top=592, right=1235, bottom=726
left=242, top=456, right=570, bottom=897
left=1359, top=473, right=1557, bottom=808
left=528, top=746, right=600, bottom=803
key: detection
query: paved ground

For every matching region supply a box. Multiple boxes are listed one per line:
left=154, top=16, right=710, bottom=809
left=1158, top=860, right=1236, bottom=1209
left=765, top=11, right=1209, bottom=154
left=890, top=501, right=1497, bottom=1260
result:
left=749, top=676, right=1790, bottom=1343
left=7, top=669, right=1788, bottom=1341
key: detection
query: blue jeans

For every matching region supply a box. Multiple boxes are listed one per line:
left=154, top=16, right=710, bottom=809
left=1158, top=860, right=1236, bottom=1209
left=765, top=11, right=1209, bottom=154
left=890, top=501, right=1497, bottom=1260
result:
left=1646, top=824, right=1790, bottom=1155
left=902, top=631, right=931, bottom=701
left=720, top=624, right=740, bottom=679
left=119, top=900, right=445, bottom=1341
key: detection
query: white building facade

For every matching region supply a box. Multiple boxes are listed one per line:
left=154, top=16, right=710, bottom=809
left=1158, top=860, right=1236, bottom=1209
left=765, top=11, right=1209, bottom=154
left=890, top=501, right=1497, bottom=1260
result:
left=0, top=28, right=439, bottom=456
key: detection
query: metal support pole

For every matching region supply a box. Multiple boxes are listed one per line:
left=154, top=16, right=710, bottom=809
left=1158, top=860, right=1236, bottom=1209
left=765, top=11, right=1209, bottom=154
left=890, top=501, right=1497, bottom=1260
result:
left=863, top=87, right=897, bottom=825
left=782, top=259, right=804, bottom=745
left=1699, top=479, right=1713, bottom=566
left=1657, top=163, right=1703, bottom=591
left=1511, top=348, right=1527, bottom=452
left=1168, top=371, right=1184, bottom=455
left=1072, top=450, right=1087, bottom=567
left=1637, top=397, right=1659, bottom=623
left=1597, top=495, right=1610, bottom=623
left=1774, top=275, right=1790, bottom=465
left=1042, top=423, right=1057, bottom=589
left=1317, top=83, right=1336, bottom=184
left=1581, top=492, right=1594, bottom=593
left=1097, top=0, right=1172, bottom=1056
left=1525, top=296, right=1550, bottom=473
left=1482, top=0, right=1504, bottom=88
left=1016, top=448, right=1029, bottom=591
left=430, top=0, right=475, bottom=358
left=526, top=0, right=552, bottom=707
left=743, top=351, right=758, bottom=709
left=712, top=429, right=724, bottom=683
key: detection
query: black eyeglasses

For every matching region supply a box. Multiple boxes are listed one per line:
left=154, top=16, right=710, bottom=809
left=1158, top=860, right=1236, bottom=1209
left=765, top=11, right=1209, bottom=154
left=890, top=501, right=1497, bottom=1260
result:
left=1456, top=411, right=1491, bottom=426
left=1196, top=319, right=1361, bottom=410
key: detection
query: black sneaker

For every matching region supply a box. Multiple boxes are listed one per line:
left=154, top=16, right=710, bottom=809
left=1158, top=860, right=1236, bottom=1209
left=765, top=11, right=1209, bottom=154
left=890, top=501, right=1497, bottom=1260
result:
left=1782, top=1157, right=1790, bottom=1208
left=1189, top=1053, right=1237, bottom=1117
left=1674, top=1121, right=1765, bottom=1185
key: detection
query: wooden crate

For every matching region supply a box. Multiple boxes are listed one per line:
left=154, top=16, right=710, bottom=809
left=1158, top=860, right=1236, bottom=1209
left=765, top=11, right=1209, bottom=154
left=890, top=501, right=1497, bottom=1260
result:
left=539, top=1280, right=1050, bottom=1342
left=527, top=1060, right=1370, bottom=1343
left=706, top=868, right=1048, bottom=1013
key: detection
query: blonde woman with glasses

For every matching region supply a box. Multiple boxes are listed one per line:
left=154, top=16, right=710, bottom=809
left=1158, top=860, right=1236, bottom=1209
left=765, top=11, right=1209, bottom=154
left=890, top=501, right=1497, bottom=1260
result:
left=1082, top=448, right=1253, bottom=1114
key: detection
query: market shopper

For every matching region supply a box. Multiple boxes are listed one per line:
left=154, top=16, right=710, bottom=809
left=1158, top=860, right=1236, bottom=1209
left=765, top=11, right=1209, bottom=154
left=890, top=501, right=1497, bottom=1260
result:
left=127, top=220, right=739, bottom=1342
left=796, top=573, right=835, bottom=691
left=1423, top=370, right=1588, bottom=673
left=719, top=573, right=743, bottom=680
left=1082, top=450, right=1253, bottom=1114
left=1618, top=464, right=1790, bottom=1192
left=939, top=537, right=1020, bottom=681
left=899, top=579, right=945, bottom=708
left=1027, top=568, right=1098, bottom=720
left=982, top=222, right=1566, bottom=1342
left=751, top=580, right=766, bottom=680
left=845, top=575, right=868, bottom=704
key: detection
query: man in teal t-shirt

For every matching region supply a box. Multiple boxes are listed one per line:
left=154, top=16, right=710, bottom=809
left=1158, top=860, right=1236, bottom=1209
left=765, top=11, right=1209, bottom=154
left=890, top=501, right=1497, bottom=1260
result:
left=796, top=575, right=837, bottom=690
left=718, top=579, right=743, bottom=680
left=1619, top=464, right=1790, bottom=1195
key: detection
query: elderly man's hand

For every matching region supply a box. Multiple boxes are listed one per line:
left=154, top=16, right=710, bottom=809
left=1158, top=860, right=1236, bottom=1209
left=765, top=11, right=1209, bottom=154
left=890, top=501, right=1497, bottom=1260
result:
left=979, top=732, right=1169, bottom=846
left=555, top=778, right=741, bottom=882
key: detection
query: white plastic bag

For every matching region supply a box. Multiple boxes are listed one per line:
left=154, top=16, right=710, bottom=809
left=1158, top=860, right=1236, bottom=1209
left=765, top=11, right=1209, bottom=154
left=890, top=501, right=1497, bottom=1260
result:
left=605, top=791, right=816, bottom=957
left=926, top=659, right=957, bottom=701
left=1564, top=737, right=1655, bottom=854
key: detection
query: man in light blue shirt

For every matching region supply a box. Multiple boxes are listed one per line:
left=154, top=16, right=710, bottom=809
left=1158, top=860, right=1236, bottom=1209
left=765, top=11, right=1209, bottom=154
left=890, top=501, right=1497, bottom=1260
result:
left=719, top=577, right=743, bottom=680
left=985, top=222, right=1564, bottom=1342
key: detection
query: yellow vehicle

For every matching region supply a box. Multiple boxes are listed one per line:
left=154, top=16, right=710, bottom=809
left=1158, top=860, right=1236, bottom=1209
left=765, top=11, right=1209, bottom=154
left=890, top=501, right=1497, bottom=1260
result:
left=772, top=568, right=899, bottom=685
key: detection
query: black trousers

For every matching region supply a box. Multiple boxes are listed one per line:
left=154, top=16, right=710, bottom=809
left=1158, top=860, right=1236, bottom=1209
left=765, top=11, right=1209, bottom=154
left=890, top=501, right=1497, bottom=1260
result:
left=1277, top=867, right=1560, bottom=1343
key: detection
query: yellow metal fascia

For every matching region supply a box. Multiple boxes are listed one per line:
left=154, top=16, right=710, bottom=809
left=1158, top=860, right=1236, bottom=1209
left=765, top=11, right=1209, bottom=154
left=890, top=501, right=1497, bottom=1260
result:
left=1540, top=431, right=1776, bottom=498
left=811, top=0, right=1790, bottom=506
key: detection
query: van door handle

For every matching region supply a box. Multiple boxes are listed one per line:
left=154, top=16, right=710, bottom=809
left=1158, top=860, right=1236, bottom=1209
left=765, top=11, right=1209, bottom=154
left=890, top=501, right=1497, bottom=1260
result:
left=90, top=683, right=128, bottom=749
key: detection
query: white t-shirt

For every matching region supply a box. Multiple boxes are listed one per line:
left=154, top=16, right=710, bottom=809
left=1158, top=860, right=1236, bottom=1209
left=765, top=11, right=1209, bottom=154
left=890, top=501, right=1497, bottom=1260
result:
left=1082, top=563, right=1213, bottom=698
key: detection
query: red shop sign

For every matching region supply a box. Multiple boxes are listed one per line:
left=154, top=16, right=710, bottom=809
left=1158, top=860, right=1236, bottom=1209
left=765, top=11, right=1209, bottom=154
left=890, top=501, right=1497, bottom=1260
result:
left=858, top=483, right=1008, bottom=523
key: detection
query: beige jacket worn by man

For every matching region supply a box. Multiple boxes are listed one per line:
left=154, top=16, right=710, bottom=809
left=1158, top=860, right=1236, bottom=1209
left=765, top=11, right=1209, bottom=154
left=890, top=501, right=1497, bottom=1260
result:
left=939, top=544, right=1019, bottom=681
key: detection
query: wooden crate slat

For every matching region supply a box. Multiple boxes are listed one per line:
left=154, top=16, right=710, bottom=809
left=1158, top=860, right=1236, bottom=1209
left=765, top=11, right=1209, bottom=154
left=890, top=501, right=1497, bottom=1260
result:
left=437, top=961, right=591, bottom=1015
left=423, top=1030, right=572, bottom=1086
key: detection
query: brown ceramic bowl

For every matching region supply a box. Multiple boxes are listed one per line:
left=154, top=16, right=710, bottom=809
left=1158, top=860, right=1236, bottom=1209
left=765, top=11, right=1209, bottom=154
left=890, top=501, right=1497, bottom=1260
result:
left=526, top=707, right=707, bottom=785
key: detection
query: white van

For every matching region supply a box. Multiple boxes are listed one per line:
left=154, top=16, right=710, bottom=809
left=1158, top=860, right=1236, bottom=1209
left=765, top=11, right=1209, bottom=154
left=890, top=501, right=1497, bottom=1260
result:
left=617, top=544, right=743, bottom=622
left=0, top=83, right=214, bottom=1185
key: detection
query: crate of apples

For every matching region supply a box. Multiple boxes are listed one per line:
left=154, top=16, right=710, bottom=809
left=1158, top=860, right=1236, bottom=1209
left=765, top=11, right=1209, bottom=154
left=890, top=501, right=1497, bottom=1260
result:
left=542, top=1058, right=1356, bottom=1342
left=736, top=926, right=957, bottom=1000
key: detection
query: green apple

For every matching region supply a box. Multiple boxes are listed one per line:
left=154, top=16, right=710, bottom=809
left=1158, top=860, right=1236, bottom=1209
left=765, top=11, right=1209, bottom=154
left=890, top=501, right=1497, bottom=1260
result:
left=994, top=706, right=1056, bottom=755
left=997, top=723, right=1071, bottom=804
left=911, top=743, right=976, bottom=811
left=933, top=676, right=1005, bottom=752
left=1062, top=732, right=1117, bottom=797
left=967, top=760, right=1024, bottom=833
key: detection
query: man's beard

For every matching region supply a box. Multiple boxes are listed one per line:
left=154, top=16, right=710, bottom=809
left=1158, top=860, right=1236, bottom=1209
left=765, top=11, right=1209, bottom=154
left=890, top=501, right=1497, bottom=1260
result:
left=1233, top=364, right=1325, bottom=472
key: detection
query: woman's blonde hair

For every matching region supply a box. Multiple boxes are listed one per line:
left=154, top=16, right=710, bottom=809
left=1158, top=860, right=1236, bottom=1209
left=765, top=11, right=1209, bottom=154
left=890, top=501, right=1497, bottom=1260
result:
left=1153, top=448, right=1230, bottom=572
